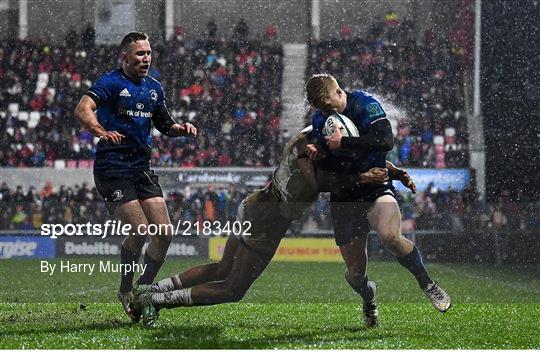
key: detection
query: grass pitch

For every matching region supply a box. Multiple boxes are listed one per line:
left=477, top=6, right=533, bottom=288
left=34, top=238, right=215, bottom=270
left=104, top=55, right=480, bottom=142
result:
left=0, top=259, right=538, bottom=349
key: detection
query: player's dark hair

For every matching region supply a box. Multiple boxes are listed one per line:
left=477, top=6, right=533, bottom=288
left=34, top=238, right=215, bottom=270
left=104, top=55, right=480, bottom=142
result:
left=120, top=32, right=148, bottom=51
left=305, top=73, right=337, bottom=107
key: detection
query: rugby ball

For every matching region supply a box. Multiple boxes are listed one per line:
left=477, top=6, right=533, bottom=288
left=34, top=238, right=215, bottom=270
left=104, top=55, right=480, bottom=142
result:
left=323, top=112, right=359, bottom=137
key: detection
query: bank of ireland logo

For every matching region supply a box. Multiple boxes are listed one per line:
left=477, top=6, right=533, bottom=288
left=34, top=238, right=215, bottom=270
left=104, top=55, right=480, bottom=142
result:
left=112, top=190, right=123, bottom=202
left=136, top=103, right=144, bottom=110
left=150, top=89, right=158, bottom=102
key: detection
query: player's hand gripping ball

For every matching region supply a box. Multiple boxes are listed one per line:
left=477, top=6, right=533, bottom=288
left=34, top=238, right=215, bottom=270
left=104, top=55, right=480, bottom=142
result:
left=323, top=112, right=359, bottom=138
left=324, top=112, right=359, bottom=150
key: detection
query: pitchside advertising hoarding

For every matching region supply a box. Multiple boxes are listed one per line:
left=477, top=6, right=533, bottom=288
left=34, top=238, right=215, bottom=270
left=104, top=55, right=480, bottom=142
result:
left=1, top=232, right=346, bottom=262
left=0, top=234, right=56, bottom=259
left=209, top=237, right=343, bottom=262
left=55, top=235, right=207, bottom=258
left=156, top=168, right=471, bottom=192
left=393, top=168, right=471, bottom=192
left=0, top=167, right=470, bottom=191
left=0, top=232, right=207, bottom=259
left=0, top=232, right=344, bottom=261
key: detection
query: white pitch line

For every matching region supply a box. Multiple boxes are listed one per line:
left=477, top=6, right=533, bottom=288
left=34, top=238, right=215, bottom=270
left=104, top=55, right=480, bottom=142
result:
left=436, top=265, right=539, bottom=296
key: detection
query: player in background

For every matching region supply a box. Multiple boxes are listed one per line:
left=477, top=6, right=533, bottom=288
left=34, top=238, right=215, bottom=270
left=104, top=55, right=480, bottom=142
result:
left=132, top=126, right=416, bottom=326
left=74, top=32, right=197, bottom=322
left=305, top=73, right=451, bottom=321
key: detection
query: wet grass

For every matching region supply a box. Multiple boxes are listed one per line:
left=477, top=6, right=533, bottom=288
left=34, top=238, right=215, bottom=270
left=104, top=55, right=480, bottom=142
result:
left=0, top=259, right=538, bottom=348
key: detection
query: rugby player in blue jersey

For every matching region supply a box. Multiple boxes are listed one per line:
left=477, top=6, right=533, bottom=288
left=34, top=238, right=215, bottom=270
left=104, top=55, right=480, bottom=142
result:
left=74, top=32, right=197, bottom=322
left=305, top=73, right=451, bottom=323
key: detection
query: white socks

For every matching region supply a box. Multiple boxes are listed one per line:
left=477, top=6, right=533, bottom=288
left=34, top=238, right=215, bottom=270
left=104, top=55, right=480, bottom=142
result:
left=152, top=288, right=193, bottom=308
left=152, top=274, right=183, bottom=292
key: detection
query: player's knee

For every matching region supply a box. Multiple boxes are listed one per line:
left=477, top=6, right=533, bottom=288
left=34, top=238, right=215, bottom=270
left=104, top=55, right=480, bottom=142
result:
left=215, top=262, right=232, bottom=280
left=150, top=231, right=173, bottom=245
left=224, top=286, right=247, bottom=303
left=346, top=268, right=367, bottom=287
left=123, top=234, right=146, bottom=252
left=379, top=233, right=401, bottom=252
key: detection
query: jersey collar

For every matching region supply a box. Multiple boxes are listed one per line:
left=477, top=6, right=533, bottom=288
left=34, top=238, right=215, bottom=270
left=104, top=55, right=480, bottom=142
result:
left=119, top=67, right=145, bottom=85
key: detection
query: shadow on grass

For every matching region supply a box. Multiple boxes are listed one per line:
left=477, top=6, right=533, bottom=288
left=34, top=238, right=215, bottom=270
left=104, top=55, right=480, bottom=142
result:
left=141, top=323, right=393, bottom=349
left=2, top=313, right=391, bottom=349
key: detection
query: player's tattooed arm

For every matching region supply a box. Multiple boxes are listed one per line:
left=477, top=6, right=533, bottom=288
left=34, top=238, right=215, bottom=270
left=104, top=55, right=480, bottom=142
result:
left=295, top=136, right=320, bottom=191
left=386, top=160, right=417, bottom=193
left=297, top=157, right=319, bottom=191
left=74, top=95, right=125, bottom=144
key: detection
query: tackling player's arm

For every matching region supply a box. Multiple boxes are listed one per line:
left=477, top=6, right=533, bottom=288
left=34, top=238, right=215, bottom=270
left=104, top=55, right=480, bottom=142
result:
left=316, top=164, right=416, bottom=193
left=74, top=95, right=125, bottom=144
left=386, top=160, right=416, bottom=193
left=295, top=139, right=388, bottom=191
left=315, top=167, right=388, bottom=193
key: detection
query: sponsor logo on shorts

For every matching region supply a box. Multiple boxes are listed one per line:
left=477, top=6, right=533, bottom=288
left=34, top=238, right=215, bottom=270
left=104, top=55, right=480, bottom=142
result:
left=112, top=190, right=123, bottom=202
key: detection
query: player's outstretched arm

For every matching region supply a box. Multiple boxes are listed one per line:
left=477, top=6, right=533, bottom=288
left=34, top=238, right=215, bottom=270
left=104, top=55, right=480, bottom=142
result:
left=74, top=95, right=124, bottom=144
left=171, top=122, right=197, bottom=137
left=386, top=160, right=417, bottom=193
left=152, top=104, right=197, bottom=138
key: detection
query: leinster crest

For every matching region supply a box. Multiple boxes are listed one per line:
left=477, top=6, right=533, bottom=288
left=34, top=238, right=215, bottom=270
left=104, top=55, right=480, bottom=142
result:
left=150, top=89, right=158, bottom=102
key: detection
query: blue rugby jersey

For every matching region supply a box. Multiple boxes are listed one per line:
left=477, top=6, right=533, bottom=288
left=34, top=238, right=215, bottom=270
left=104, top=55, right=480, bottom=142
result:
left=312, top=90, right=389, bottom=174
left=86, top=69, right=168, bottom=175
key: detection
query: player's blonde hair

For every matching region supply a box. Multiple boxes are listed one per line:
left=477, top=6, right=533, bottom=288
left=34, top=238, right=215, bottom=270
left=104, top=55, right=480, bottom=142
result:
left=305, top=73, right=338, bottom=108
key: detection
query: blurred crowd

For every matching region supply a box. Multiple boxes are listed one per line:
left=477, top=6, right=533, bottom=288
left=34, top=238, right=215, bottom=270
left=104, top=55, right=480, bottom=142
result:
left=0, top=24, right=284, bottom=167
left=0, top=18, right=473, bottom=169
left=307, top=19, right=469, bottom=168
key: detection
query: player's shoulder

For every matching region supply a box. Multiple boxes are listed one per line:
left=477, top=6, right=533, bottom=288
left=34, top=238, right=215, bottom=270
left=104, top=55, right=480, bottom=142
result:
left=145, top=75, right=163, bottom=90
left=349, top=89, right=385, bottom=117
left=311, top=110, right=326, bottom=126
left=349, top=89, right=380, bottom=105
left=92, top=69, right=123, bottom=87
left=100, top=68, right=123, bottom=80
left=310, top=111, right=327, bottom=144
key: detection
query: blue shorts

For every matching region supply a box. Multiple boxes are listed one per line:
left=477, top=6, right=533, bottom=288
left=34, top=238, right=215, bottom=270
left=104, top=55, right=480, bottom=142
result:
left=94, top=170, right=164, bottom=214
left=330, top=183, right=396, bottom=247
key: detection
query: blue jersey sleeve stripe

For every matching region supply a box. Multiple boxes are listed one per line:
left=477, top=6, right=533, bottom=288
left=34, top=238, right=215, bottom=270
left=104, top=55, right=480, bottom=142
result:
left=369, top=116, right=388, bottom=125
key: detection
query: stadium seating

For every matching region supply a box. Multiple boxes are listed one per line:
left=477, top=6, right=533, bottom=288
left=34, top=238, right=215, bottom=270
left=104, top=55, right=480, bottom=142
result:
left=0, top=22, right=472, bottom=169
left=0, top=37, right=284, bottom=167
